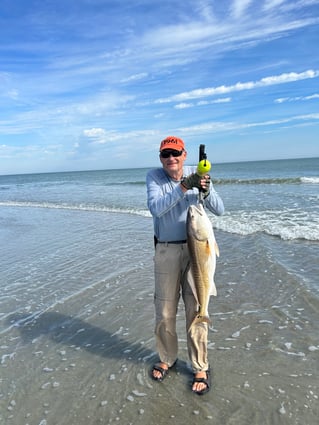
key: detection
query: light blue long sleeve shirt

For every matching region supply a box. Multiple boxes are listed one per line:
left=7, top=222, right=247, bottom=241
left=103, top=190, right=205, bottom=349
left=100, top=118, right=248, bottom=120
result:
left=146, top=166, right=225, bottom=242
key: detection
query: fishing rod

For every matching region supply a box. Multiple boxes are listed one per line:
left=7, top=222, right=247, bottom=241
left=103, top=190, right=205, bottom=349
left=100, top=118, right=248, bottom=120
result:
left=197, top=144, right=211, bottom=202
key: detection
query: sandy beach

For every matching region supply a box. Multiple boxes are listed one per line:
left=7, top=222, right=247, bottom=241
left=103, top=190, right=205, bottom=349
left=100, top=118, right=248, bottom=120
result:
left=1, top=211, right=318, bottom=425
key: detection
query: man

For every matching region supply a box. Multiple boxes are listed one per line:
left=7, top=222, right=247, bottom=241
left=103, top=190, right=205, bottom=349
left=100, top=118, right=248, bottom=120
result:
left=146, top=136, right=224, bottom=395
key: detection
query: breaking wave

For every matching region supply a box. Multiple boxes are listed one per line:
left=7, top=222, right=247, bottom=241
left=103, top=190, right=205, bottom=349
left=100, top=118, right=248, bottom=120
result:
left=0, top=200, right=151, bottom=218
left=1, top=201, right=318, bottom=241
left=211, top=210, right=319, bottom=241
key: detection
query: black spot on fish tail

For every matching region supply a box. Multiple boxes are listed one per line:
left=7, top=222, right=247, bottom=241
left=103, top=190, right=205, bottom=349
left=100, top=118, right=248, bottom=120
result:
left=188, top=315, right=211, bottom=332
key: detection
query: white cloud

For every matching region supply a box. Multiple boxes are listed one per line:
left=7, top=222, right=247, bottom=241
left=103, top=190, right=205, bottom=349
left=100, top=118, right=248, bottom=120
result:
left=83, top=128, right=159, bottom=145
left=83, top=128, right=106, bottom=138
left=178, top=113, right=319, bottom=135
left=120, top=73, right=148, bottom=83
left=213, top=97, right=232, bottom=104
left=195, top=97, right=232, bottom=105
left=275, top=93, right=319, bottom=103
left=174, top=103, right=193, bottom=109
left=0, top=142, right=65, bottom=160
left=175, top=97, right=232, bottom=109
left=280, top=0, right=319, bottom=13
left=7, top=89, right=19, bottom=99
left=156, top=70, right=319, bottom=103
left=263, top=0, right=286, bottom=11
left=231, top=0, right=254, bottom=18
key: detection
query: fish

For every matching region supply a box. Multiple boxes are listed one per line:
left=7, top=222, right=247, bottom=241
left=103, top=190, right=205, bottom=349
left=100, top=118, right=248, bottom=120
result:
left=186, top=203, right=220, bottom=330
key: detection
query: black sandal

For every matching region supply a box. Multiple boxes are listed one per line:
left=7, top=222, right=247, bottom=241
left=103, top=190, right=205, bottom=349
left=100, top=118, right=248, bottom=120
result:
left=151, top=362, right=169, bottom=382
left=151, top=360, right=177, bottom=382
left=192, top=369, right=211, bottom=395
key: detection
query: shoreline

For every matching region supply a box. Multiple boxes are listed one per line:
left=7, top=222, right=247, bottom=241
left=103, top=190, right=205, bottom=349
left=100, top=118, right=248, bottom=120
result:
left=1, top=227, right=318, bottom=424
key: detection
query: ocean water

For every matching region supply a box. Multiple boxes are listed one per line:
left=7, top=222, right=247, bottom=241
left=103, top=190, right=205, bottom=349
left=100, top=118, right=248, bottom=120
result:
left=0, top=158, right=318, bottom=424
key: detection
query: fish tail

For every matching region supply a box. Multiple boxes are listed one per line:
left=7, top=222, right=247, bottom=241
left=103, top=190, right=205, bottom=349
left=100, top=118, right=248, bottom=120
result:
left=188, top=315, right=211, bottom=332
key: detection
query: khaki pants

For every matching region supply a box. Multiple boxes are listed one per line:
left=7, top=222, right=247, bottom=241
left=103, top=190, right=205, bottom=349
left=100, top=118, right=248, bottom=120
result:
left=154, top=242, right=209, bottom=373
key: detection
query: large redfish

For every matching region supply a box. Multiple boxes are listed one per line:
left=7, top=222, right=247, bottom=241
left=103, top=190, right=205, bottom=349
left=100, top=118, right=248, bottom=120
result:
left=187, top=203, right=219, bottom=330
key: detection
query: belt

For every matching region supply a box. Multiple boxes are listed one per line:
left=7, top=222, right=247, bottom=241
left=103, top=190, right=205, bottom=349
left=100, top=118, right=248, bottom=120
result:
left=158, top=240, right=187, bottom=244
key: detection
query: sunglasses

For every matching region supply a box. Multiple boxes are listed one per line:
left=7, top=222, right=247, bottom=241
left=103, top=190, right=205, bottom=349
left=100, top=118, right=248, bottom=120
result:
left=160, top=149, right=184, bottom=158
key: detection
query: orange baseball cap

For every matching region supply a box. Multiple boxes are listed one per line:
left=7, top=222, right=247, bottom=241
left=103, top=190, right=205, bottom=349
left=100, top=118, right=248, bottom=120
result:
left=159, top=136, right=185, bottom=151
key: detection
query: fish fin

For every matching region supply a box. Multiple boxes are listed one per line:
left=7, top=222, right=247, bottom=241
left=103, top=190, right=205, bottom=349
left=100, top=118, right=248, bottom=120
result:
left=214, top=240, right=220, bottom=257
left=188, top=315, right=211, bottom=332
left=209, top=281, right=217, bottom=296
left=206, top=238, right=219, bottom=257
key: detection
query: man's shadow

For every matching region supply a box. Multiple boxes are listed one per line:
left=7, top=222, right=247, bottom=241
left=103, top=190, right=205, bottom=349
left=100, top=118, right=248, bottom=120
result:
left=8, top=312, right=155, bottom=364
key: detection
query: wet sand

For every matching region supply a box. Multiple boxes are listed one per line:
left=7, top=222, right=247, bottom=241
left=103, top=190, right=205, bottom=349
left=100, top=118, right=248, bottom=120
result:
left=1, top=218, right=319, bottom=424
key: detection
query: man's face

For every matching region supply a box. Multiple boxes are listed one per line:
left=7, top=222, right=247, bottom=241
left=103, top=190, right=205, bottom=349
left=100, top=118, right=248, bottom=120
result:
left=160, top=149, right=187, bottom=176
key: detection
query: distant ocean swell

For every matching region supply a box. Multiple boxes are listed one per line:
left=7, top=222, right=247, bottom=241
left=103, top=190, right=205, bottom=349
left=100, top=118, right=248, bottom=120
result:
left=97, top=176, right=319, bottom=185
left=213, top=176, right=319, bottom=185
left=1, top=176, right=319, bottom=191
left=83, top=177, right=319, bottom=185
left=1, top=200, right=317, bottom=241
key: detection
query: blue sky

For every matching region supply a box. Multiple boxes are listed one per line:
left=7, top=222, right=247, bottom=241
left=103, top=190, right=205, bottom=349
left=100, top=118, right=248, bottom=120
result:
left=1, top=0, right=319, bottom=175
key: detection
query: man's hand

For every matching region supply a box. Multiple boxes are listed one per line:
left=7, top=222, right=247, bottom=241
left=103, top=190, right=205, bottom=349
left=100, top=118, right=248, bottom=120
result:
left=201, top=175, right=211, bottom=198
left=181, top=174, right=210, bottom=195
left=181, top=173, right=202, bottom=190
